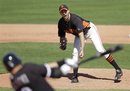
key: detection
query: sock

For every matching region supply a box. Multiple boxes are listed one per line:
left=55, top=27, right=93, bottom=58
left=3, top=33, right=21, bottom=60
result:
left=73, top=67, right=78, bottom=77
left=106, top=54, right=121, bottom=70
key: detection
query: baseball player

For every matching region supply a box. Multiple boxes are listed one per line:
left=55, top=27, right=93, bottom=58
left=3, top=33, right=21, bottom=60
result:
left=58, top=4, right=123, bottom=83
left=2, top=52, right=78, bottom=91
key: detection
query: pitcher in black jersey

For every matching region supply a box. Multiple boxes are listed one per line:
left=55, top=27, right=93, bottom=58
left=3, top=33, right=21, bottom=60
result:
left=58, top=4, right=122, bottom=83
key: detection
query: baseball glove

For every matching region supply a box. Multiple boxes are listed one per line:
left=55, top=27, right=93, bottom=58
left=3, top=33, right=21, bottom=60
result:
left=59, top=37, right=67, bottom=50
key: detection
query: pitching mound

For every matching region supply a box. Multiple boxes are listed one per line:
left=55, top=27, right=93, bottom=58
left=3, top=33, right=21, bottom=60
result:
left=0, top=68, right=130, bottom=90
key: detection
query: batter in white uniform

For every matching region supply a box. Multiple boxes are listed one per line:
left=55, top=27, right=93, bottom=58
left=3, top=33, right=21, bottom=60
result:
left=58, top=4, right=123, bottom=83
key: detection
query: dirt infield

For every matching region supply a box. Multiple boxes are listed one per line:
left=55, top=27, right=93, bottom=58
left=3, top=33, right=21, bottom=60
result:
left=0, top=24, right=130, bottom=43
left=0, top=24, right=130, bottom=90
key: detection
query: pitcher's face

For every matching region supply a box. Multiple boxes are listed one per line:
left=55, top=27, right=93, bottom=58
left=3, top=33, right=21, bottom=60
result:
left=59, top=9, right=70, bottom=21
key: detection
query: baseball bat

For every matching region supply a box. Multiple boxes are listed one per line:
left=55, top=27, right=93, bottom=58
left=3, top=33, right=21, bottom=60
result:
left=79, top=45, right=123, bottom=65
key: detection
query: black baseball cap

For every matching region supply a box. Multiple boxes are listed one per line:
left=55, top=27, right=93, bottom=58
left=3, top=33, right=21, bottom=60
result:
left=3, top=52, right=22, bottom=72
left=59, top=4, right=69, bottom=12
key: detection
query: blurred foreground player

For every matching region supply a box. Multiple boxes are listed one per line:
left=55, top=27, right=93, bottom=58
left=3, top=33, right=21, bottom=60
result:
left=2, top=52, right=78, bottom=91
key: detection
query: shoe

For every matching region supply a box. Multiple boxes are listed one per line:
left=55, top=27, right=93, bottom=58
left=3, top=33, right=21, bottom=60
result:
left=71, top=76, right=79, bottom=83
left=114, top=69, right=123, bottom=82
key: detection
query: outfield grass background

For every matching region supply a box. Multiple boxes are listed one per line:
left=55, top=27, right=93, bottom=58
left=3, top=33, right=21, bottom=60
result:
left=0, top=0, right=130, bottom=91
left=0, top=0, right=130, bottom=24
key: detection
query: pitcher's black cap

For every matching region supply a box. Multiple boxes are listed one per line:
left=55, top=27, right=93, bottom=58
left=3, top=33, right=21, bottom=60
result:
left=59, top=4, right=69, bottom=11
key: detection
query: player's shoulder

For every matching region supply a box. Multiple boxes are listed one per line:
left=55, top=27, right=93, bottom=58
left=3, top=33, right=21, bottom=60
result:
left=70, top=13, right=82, bottom=21
left=23, top=63, right=45, bottom=73
left=59, top=17, right=64, bottom=22
left=58, top=17, right=65, bottom=25
left=71, top=13, right=80, bottom=18
left=24, top=63, right=38, bottom=68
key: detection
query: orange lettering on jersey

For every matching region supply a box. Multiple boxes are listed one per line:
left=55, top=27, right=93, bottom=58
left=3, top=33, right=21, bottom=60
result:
left=82, top=21, right=90, bottom=28
left=66, top=29, right=77, bottom=34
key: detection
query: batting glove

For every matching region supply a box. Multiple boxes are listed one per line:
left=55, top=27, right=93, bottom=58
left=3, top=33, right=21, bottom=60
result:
left=65, top=58, right=78, bottom=68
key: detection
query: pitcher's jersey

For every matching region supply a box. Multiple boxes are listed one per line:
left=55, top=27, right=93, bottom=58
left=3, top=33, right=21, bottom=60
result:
left=58, top=13, right=90, bottom=37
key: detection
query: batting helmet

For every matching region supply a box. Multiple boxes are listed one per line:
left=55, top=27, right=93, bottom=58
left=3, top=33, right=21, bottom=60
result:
left=3, top=52, right=22, bottom=72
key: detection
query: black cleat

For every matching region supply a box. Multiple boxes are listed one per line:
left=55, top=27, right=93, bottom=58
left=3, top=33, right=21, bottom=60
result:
left=114, top=69, right=123, bottom=83
left=71, top=76, right=79, bottom=83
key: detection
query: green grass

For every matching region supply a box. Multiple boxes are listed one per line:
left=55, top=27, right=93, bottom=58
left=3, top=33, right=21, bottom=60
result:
left=0, top=43, right=129, bottom=73
left=0, top=0, right=130, bottom=24
left=0, top=88, right=12, bottom=91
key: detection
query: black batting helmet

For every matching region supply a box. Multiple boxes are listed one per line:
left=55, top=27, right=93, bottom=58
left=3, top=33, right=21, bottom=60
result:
left=3, top=52, right=22, bottom=72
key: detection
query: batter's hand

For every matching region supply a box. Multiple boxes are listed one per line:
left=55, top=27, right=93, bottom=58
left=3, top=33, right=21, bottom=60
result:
left=59, top=58, right=78, bottom=75
left=65, top=58, right=78, bottom=68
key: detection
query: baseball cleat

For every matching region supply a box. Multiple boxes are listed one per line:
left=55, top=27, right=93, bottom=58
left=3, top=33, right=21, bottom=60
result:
left=71, top=76, right=79, bottom=83
left=114, top=69, right=123, bottom=83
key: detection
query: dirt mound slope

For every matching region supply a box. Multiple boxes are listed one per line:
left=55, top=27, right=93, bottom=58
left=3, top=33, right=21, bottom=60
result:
left=0, top=68, right=130, bottom=90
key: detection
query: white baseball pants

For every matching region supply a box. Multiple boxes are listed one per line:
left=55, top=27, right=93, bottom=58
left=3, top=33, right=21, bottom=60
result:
left=72, top=22, right=110, bottom=63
